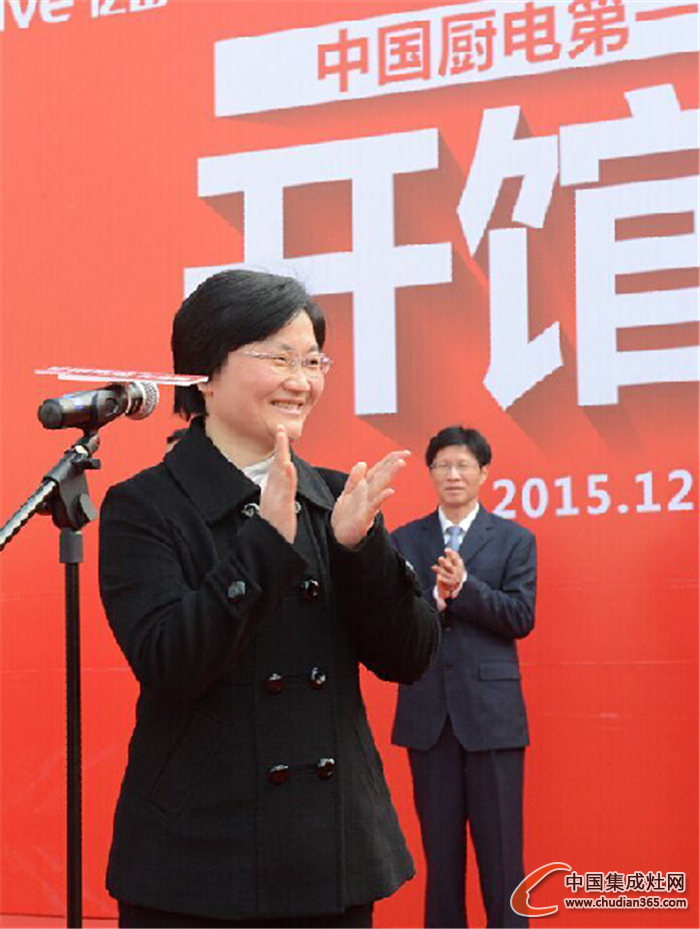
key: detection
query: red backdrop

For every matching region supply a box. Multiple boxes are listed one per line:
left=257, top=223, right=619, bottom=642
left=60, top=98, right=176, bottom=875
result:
left=1, top=1, right=698, bottom=926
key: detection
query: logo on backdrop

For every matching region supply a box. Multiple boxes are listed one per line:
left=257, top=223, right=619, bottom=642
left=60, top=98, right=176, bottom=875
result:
left=510, top=863, right=689, bottom=917
left=0, top=0, right=167, bottom=33
left=511, top=862, right=572, bottom=917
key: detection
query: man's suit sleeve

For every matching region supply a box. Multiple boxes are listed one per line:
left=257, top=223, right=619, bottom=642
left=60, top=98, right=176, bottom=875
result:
left=449, top=529, right=536, bottom=640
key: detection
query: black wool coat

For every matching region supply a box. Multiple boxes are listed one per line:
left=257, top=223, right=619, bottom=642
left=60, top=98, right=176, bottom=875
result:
left=99, top=419, right=439, bottom=921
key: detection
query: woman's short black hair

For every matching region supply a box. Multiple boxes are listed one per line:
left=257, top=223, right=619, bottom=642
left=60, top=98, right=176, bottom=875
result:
left=425, top=425, right=492, bottom=468
left=172, top=270, right=325, bottom=418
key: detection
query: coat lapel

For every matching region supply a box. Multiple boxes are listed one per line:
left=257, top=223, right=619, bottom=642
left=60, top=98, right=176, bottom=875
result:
left=165, top=418, right=258, bottom=523
left=164, top=417, right=334, bottom=525
left=292, top=457, right=335, bottom=512
left=459, top=505, right=493, bottom=566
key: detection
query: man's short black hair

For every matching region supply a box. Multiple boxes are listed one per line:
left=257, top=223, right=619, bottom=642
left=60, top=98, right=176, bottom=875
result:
left=172, top=270, right=325, bottom=419
left=425, top=426, right=492, bottom=468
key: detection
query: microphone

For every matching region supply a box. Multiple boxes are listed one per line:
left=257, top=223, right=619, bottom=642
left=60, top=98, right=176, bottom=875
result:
left=38, top=381, right=159, bottom=430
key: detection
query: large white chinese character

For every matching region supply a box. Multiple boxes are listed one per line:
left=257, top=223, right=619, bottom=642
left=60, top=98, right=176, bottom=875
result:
left=185, top=131, right=452, bottom=415
left=484, top=227, right=564, bottom=409
left=458, top=105, right=562, bottom=409
left=561, top=85, right=699, bottom=405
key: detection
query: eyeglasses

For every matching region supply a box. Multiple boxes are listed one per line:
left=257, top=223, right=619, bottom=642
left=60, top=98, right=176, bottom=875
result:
left=238, top=349, right=333, bottom=379
left=430, top=461, right=481, bottom=475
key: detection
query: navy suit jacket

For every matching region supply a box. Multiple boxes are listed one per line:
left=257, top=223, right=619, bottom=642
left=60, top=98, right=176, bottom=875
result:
left=391, top=506, right=536, bottom=752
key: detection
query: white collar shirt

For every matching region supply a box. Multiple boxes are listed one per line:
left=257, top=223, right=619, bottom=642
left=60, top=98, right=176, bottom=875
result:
left=438, top=503, right=480, bottom=549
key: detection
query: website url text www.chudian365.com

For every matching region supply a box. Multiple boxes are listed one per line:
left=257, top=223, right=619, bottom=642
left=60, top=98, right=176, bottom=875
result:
left=564, top=896, right=688, bottom=910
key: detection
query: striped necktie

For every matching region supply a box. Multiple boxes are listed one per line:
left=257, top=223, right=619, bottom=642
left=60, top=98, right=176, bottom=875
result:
left=445, top=525, right=462, bottom=551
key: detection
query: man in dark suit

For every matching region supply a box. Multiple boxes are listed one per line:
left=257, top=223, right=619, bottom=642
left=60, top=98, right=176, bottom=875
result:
left=392, top=426, right=536, bottom=928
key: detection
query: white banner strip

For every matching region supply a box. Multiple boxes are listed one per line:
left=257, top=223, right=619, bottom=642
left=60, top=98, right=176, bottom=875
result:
left=215, top=1, right=699, bottom=117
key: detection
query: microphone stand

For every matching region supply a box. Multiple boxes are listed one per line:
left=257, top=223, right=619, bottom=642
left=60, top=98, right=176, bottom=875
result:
left=0, top=430, right=102, bottom=929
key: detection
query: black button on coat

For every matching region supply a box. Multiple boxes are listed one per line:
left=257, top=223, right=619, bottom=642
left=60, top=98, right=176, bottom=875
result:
left=98, top=419, right=439, bottom=922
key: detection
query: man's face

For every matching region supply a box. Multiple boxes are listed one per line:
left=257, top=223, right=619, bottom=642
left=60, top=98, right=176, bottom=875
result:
left=429, top=444, right=488, bottom=512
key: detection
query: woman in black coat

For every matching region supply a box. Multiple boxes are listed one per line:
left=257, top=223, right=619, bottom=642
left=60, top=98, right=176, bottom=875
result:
left=99, top=270, right=440, bottom=928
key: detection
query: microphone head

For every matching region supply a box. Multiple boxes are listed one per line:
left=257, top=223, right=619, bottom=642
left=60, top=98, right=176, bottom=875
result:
left=37, top=398, right=65, bottom=429
left=127, top=381, right=159, bottom=420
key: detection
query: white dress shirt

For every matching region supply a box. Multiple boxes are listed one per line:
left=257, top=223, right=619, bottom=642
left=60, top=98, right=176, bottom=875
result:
left=438, top=504, right=480, bottom=550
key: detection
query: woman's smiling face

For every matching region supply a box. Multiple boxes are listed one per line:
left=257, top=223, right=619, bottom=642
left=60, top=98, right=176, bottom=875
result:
left=199, top=311, right=324, bottom=464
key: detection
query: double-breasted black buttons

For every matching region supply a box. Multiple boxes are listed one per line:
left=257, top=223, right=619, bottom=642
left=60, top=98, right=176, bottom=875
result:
left=316, top=758, right=336, bottom=780
left=300, top=577, right=320, bottom=601
left=309, top=667, right=326, bottom=690
left=264, top=673, right=284, bottom=695
left=268, top=764, right=290, bottom=785
left=227, top=581, right=246, bottom=603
